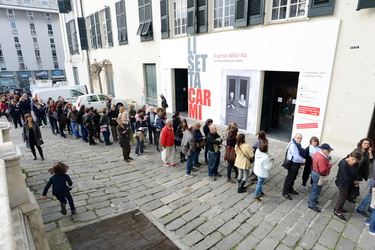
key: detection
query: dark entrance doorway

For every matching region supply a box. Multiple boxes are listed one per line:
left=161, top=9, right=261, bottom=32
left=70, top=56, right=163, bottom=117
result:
left=368, top=106, right=375, bottom=144
left=174, top=68, right=188, bottom=113
left=260, top=71, right=299, bottom=142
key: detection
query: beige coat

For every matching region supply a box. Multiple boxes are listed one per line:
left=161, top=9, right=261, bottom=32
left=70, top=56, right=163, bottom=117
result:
left=234, top=143, right=254, bottom=170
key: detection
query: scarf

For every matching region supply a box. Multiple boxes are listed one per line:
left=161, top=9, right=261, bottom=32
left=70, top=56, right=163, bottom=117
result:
left=292, top=138, right=305, bottom=158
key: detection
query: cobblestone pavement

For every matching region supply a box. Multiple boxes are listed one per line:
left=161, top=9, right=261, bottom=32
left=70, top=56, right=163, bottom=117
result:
left=8, top=116, right=375, bottom=250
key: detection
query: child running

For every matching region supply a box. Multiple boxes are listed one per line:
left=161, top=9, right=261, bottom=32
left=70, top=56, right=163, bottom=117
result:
left=42, top=162, right=76, bottom=215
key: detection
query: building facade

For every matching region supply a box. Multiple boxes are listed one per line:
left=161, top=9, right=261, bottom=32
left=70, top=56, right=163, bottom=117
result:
left=59, top=0, right=375, bottom=156
left=0, top=0, right=66, bottom=90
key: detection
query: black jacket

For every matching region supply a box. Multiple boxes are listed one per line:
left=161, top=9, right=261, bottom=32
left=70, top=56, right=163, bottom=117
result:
left=207, top=132, right=221, bottom=152
left=335, top=158, right=358, bottom=189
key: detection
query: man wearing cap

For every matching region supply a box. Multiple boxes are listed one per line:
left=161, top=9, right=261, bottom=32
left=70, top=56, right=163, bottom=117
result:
left=160, top=118, right=178, bottom=166
left=308, top=143, right=334, bottom=212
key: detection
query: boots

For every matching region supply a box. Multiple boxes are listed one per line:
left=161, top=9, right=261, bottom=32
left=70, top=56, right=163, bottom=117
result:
left=237, top=180, right=247, bottom=193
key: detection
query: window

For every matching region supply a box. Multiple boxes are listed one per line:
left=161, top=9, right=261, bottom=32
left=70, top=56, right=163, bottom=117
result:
left=173, top=0, right=187, bottom=35
left=24, top=0, right=32, bottom=2
left=7, top=9, right=15, bottom=19
left=271, top=0, right=306, bottom=21
left=89, top=12, right=102, bottom=49
left=19, top=63, right=25, bottom=70
left=66, top=20, right=79, bottom=55
left=52, top=50, right=57, bottom=60
left=45, top=13, right=52, bottom=22
left=115, top=0, right=128, bottom=45
left=100, top=10, right=108, bottom=47
left=30, top=23, right=36, bottom=35
left=47, top=24, right=53, bottom=35
left=214, top=0, right=235, bottom=29
left=137, top=0, right=153, bottom=41
left=308, top=0, right=335, bottom=17
left=14, top=37, right=19, bottom=43
left=33, top=37, right=38, bottom=44
left=77, top=17, right=88, bottom=50
left=73, top=67, right=80, bottom=85
left=27, top=11, right=34, bottom=21
left=144, top=64, right=157, bottom=106
left=98, top=94, right=107, bottom=101
left=50, top=38, right=54, bottom=43
left=17, top=50, right=23, bottom=57
left=54, top=62, right=59, bottom=69
left=104, top=7, right=113, bottom=47
left=10, top=21, right=17, bottom=28
left=71, top=89, right=84, bottom=97
left=234, top=0, right=265, bottom=27
left=87, top=95, right=99, bottom=102
left=35, top=50, right=41, bottom=61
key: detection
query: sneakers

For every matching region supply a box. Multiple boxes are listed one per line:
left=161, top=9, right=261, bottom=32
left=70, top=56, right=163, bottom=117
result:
left=259, top=192, right=265, bottom=197
left=209, top=176, right=216, bottom=181
left=171, top=163, right=179, bottom=167
left=303, top=185, right=310, bottom=192
left=366, top=221, right=370, bottom=226
left=369, top=231, right=375, bottom=236
left=164, top=163, right=171, bottom=166
left=61, top=203, right=67, bottom=215
left=185, top=174, right=194, bottom=177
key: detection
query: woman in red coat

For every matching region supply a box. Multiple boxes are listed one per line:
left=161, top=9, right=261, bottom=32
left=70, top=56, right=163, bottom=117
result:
left=160, top=118, right=178, bottom=166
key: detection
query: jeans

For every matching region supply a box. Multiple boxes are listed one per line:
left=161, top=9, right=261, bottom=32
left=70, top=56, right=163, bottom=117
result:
left=283, top=162, right=300, bottom=195
left=358, top=179, right=375, bottom=212
left=227, top=161, right=238, bottom=179
left=135, top=138, right=144, bottom=154
left=208, top=151, right=220, bottom=177
left=103, top=130, right=110, bottom=143
left=80, top=124, right=87, bottom=141
left=36, top=116, right=42, bottom=126
left=55, top=192, right=75, bottom=210
left=308, top=170, right=323, bottom=207
left=71, top=122, right=80, bottom=138
left=48, top=116, right=58, bottom=133
left=368, top=210, right=375, bottom=233
left=193, top=147, right=201, bottom=165
left=186, top=154, right=194, bottom=175
left=254, top=177, right=266, bottom=198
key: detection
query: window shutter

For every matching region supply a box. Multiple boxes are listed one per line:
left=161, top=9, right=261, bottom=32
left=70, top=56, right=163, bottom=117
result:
left=248, top=0, right=264, bottom=25
left=66, top=22, right=73, bottom=54
left=105, top=7, right=113, bottom=47
left=58, top=0, right=67, bottom=13
left=160, top=0, right=169, bottom=39
left=197, top=0, right=207, bottom=33
left=308, top=0, right=335, bottom=17
left=186, top=0, right=196, bottom=34
left=64, top=0, right=72, bottom=12
left=234, top=0, right=248, bottom=27
left=95, top=12, right=102, bottom=48
left=77, top=17, right=88, bottom=50
left=90, top=14, right=97, bottom=49
left=357, top=0, right=375, bottom=10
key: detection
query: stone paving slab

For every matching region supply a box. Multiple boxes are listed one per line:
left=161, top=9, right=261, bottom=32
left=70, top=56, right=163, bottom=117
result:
left=6, top=114, right=375, bottom=250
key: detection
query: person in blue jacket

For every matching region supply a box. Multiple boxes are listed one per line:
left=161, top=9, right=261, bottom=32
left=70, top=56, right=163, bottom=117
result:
left=42, top=162, right=76, bottom=216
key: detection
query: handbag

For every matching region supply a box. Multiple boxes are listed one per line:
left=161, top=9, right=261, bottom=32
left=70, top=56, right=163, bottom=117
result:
left=224, top=145, right=236, bottom=162
left=282, top=143, right=293, bottom=170
left=350, top=185, right=360, bottom=199
left=52, top=111, right=58, bottom=120
left=75, top=123, right=80, bottom=131
left=100, top=125, right=108, bottom=132
left=196, top=140, right=206, bottom=148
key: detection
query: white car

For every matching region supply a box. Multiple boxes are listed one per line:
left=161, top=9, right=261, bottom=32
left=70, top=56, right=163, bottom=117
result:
left=73, top=94, right=126, bottom=111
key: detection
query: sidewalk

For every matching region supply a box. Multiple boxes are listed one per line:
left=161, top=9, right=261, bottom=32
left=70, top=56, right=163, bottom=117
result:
left=7, top=115, right=375, bottom=250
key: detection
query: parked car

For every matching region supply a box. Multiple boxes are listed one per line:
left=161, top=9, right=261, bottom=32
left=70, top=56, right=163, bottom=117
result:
left=73, top=94, right=126, bottom=111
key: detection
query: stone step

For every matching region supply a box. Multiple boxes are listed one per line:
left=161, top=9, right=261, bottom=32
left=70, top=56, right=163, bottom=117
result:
left=11, top=208, right=36, bottom=250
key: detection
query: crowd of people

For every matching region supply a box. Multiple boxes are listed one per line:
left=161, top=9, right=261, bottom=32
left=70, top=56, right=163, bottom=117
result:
left=2, top=91, right=375, bottom=236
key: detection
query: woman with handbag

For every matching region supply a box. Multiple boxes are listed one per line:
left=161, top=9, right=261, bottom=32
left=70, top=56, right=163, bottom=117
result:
left=134, top=115, right=147, bottom=156
left=176, top=119, right=188, bottom=163
left=235, top=133, right=254, bottom=193
left=224, top=127, right=238, bottom=183
left=193, top=122, right=205, bottom=167
left=334, top=150, right=362, bottom=221
left=117, top=118, right=133, bottom=163
left=22, top=113, right=44, bottom=160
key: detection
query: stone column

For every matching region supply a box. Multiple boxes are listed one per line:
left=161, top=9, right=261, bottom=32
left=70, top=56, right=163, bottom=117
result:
left=0, top=122, right=11, bottom=142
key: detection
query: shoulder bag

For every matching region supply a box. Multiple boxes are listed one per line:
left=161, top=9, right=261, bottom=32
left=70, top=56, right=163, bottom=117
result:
left=316, top=155, right=329, bottom=186
left=224, top=145, right=236, bottom=162
left=281, top=143, right=293, bottom=170
left=238, top=145, right=254, bottom=163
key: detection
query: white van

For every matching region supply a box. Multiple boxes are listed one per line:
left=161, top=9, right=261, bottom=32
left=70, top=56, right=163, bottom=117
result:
left=33, top=85, right=88, bottom=103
